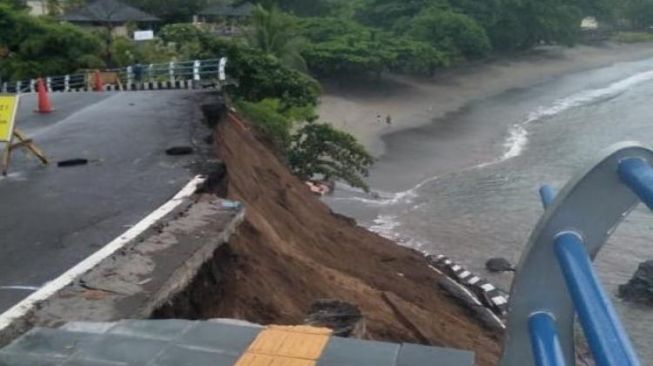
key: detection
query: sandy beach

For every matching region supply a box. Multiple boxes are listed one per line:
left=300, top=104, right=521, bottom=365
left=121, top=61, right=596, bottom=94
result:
left=318, top=42, right=653, bottom=156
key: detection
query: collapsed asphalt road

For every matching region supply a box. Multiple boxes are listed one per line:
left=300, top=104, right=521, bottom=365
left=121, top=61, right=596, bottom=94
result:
left=0, top=90, right=209, bottom=312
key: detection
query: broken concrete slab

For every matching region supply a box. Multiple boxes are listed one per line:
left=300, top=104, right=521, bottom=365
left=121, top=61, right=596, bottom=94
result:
left=0, top=196, right=244, bottom=346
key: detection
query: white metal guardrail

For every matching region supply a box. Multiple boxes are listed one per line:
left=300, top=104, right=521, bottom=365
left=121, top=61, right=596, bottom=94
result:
left=0, top=58, right=227, bottom=94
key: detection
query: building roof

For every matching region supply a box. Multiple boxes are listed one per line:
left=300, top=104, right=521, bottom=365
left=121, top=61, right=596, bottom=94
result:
left=60, top=0, right=160, bottom=24
left=199, top=1, right=254, bottom=17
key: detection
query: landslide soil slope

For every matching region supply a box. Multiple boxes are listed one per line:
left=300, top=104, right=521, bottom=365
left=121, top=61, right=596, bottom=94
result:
left=209, top=112, right=501, bottom=365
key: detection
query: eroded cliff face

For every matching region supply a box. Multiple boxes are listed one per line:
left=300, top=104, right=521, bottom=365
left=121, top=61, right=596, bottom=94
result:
left=207, top=111, right=501, bottom=365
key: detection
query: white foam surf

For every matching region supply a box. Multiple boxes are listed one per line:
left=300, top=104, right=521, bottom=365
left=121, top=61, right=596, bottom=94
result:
left=333, top=69, right=653, bottom=209
left=330, top=175, right=439, bottom=207
left=368, top=214, right=428, bottom=250
left=500, top=69, right=653, bottom=161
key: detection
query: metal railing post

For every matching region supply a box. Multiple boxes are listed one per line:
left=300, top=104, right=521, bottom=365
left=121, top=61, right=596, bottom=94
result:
left=619, top=158, right=653, bottom=210
left=528, top=312, right=567, bottom=366
left=554, top=232, right=640, bottom=366
left=219, top=57, right=227, bottom=81
left=501, top=143, right=651, bottom=366
left=539, top=185, right=556, bottom=208
left=193, top=60, right=201, bottom=81
left=0, top=57, right=227, bottom=95
left=126, top=66, right=133, bottom=87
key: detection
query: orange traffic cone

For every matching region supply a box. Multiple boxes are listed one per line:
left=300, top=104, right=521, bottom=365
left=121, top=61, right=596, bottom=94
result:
left=34, top=78, right=53, bottom=114
left=93, top=70, right=104, bottom=92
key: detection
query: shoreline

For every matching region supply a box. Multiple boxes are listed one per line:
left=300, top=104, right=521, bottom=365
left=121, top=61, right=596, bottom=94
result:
left=318, top=42, right=653, bottom=157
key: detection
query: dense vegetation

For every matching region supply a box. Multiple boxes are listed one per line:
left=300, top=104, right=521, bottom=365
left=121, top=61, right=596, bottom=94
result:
left=0, top=3, right=103, bottom=81
left=3, top=0, right=653, bottom=189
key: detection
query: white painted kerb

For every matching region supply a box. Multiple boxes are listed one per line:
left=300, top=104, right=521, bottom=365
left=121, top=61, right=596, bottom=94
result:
left=0, top=175, right=206, bottom=331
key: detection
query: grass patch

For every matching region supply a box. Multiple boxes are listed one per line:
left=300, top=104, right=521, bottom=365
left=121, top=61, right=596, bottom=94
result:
left=613, top=31, right=653, bottom=43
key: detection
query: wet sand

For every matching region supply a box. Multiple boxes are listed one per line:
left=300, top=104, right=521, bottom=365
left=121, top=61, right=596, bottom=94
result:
left=318, top=43, right=653, bottom=156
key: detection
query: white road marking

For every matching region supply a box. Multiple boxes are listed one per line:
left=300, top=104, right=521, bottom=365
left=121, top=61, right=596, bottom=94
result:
left=458, top=271, right=471, bottom=279
left=451, top=265, right=461, bottom=271
left=0, top=175, right=206, bottom=331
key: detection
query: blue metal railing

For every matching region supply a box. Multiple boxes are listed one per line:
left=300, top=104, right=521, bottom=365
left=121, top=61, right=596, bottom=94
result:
left=501, top=143, right=651, bottom=366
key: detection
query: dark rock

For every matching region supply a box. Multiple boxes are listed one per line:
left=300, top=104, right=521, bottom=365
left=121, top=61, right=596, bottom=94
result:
left=197, top=162, right=227, bottom=195
left=201, top=102, right=226, bottom=129
left=204, top=134, right=214, bottom=145
left=618, top=260, right=653, bottom=306
left=485, top=258, right=514, bottom=273
left=57, top=159, right=89, bottom=168
left=305, top=299, right=365, bottom=338
left=165, top=146, right=194, bottom=156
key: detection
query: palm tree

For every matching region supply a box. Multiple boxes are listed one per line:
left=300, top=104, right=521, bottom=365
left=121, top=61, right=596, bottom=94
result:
left=246, top=4, right=308, bottom=72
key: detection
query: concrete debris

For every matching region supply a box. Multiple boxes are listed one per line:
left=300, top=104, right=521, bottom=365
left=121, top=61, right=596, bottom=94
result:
left=305, top=299, right=365, bottom=338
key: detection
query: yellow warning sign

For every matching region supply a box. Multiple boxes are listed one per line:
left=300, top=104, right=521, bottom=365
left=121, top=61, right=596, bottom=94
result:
left=0, top=95, right=18, bottom=143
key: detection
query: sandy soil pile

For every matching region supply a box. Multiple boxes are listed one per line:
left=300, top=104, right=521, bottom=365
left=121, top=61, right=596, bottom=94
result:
left=207, top=112, right=501, bottom=365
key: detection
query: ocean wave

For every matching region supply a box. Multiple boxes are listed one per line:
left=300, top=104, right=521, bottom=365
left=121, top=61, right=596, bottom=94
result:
left=369, top=214, right=428, bottom=250
left=335, top=69, right=653, bottom=205
left=500, top=69, right=653, bottom=162
left=369, top=215, right=401, bottom=240
left=502, top=124, right=529, bottom=161
left=331, top=175, right=439, bottom=207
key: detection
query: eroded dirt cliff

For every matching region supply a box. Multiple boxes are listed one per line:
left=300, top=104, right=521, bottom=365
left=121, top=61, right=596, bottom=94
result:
left=206, top=111, right=502, bottom=365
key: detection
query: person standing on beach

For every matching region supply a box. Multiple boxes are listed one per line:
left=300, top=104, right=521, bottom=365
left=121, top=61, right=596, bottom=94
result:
left=386, top=115, right=392, bottom=125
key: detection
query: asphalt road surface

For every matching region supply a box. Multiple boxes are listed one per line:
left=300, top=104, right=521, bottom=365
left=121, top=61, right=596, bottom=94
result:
left=0, top=90, right=209, bottom=312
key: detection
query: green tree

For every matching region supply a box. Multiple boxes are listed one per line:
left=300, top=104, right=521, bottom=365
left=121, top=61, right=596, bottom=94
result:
left=247, top=5, right=307, bottom=72
left=449, top=0, right=502, bottom=29
left=298, top=17, right=445, bottom=77
left=358, top=0, right=448, bottom=28
left=0, top=0, right=25, bottom=10
left=408, top=7, right=492, bottom=60
left=161, top=23, right=319, bottom=107
left=289, top=123, right=374, bottom=191
left=387, top=36, right=448, bottom=74
left=159, top=23, right=218, bottom=59
left=237, top=98, right=294, bottom=149
left=122, top=0, right=209, bottom=23
left=226, top=45, right=320, bottom=108
left=0, top=4, right=104, bottom=80
left=301, top=32, right=394, bottom=76
left=487, top=0, right=584, bottom=50
left=622, top=0, right=653, bottom=29
left=44, top=0, right=85, bottom=15
left=256, top=0, right=353, bottom=17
